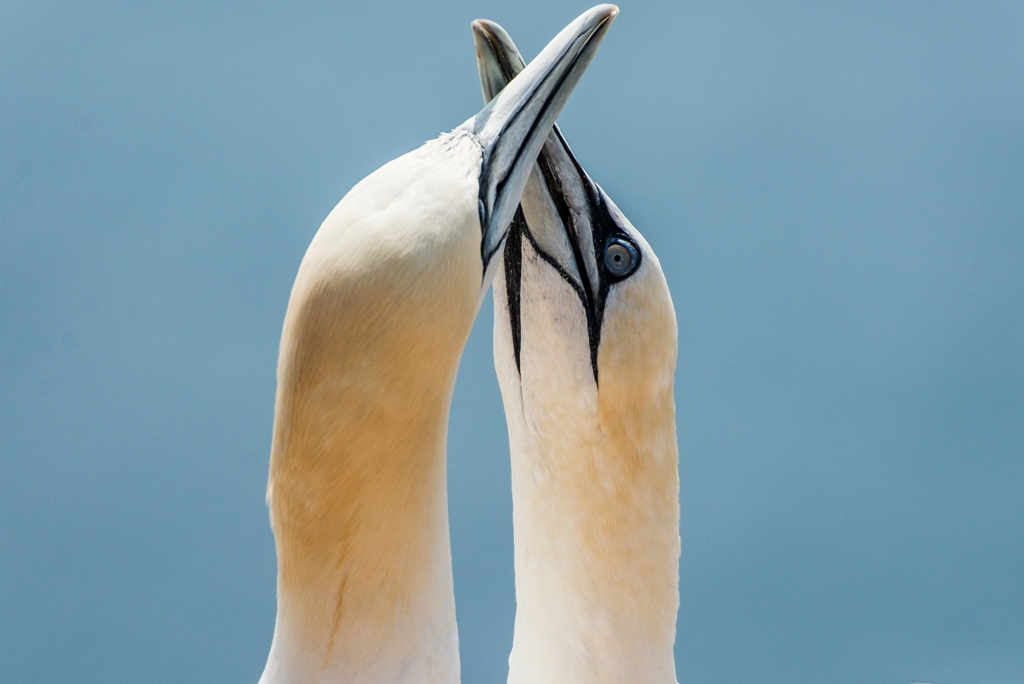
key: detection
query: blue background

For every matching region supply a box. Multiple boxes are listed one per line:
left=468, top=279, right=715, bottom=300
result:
left=2, top=2, right=1022, bottom=682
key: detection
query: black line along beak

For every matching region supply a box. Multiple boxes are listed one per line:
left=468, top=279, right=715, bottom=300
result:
left=465, top=4, right=618, bottom=281
left=472, top=14, right=638, bottom=382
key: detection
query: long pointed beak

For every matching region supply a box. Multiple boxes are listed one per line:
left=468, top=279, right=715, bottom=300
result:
left=472, top=15, right=637, bottom=382
left=465, top=4, right=618, bottom=275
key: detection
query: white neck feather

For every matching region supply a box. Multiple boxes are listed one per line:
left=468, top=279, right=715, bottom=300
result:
left=260, top=135, right=484, bottom=684
left=494, top=240, right=680, bottom=684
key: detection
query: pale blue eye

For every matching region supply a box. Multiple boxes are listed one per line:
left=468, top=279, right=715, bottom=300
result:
left=603, top=237, right=638, bottom=277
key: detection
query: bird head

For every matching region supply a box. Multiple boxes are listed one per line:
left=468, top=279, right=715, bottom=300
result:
left=474, top=18, right=676, bottom=414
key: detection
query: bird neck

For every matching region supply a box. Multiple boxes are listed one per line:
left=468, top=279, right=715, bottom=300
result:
left=257, top=132, right=486, bottom=684
left=261, top=330, right=461, bottom=684
left=260, top=266, right=478, bottom=684
left=495, top=315, right=680, bottom=684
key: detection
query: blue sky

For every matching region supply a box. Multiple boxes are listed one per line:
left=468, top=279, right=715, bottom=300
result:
left=1, top=1, right=1022, bottom=682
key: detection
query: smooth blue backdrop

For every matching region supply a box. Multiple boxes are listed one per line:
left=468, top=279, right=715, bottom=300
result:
left=2, top=2, right=1021, bottom=682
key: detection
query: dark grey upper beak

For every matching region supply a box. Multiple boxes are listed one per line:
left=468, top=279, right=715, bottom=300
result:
left=464, top=4, right=618, bottom=276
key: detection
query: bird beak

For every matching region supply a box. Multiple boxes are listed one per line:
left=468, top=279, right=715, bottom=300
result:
left=472, top=18, right=526, bottom=105
left=472, top=16, right=634, bottom=381
left=466, top=4, right=618, bottom=280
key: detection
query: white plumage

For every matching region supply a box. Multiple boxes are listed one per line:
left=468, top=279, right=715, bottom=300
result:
left=475, top=20, right=681, bottom=684
left=258, top=7, right=617, bottom=683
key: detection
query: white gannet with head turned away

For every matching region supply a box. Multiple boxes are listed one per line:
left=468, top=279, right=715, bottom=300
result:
left=473, top=20, right=680, bottom=684
left=259, top=6, right=618, bottom=684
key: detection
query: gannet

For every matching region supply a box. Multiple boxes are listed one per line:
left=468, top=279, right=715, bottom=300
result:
left=474, top=21, right=680, bottom=684
left=259, top=7, right=618, bottom=684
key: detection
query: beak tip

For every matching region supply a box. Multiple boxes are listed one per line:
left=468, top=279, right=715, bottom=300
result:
left=592, top=4, right=620, bottom=24
left=471, top=18, right=500, bottom=42
left=474, top=6, right=617, bottom=40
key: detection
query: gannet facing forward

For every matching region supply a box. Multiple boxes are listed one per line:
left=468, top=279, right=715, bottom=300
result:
left=259, top=7, right=618, bottom=684
left=474, top=21, right=680, bottom=684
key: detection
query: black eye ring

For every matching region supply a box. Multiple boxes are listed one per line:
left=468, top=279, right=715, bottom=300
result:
left=603, top=236, right=639, bottom=278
